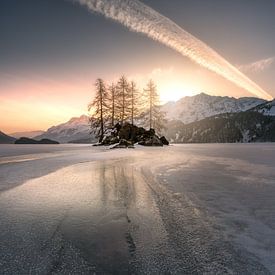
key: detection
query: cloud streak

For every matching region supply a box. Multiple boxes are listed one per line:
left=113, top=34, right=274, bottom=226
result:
left=75, top=0, right=273, bottom=100
left=239, top=57, right=275, bottom=73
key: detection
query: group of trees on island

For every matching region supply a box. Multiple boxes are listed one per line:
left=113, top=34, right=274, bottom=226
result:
left=88, top=76, right=166, bottom=141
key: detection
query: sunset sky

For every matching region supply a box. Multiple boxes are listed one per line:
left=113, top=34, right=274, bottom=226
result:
left=1, top=0, right=275, bottom=133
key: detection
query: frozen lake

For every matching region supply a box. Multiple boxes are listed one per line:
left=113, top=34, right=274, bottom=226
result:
left=0, top=144, right=275, bottom=274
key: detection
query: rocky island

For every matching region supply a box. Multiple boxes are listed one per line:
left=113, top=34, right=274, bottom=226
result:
left=95, top=123, right=169, bottom=148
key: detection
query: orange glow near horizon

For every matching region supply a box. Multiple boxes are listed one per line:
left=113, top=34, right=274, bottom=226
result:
left=0, top=75, right=90, bottom=133
left=0, top=65, right=263, bottom=133
left=0, top=98, right=85, bottom=133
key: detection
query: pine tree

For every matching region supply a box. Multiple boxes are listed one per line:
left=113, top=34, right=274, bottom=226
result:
left=88, top=78, right=108, bottom=142
left=143, top=79, right=166, bottom=133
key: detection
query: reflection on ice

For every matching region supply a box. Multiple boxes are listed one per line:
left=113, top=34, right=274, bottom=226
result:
left=0, top=144, right=275, bottom=273
left=0, top=160, right=176, bottom=273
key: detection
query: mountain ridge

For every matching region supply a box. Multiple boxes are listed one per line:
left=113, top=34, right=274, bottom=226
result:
left=34, top=93, right=274, bottom=143
left=161, top=92, right=267, bottom=124
left=164, top=111, right=275, bottom=143
left=0, top=131, right=16, bottom=144
left=35, top=115, right=95, bottom=143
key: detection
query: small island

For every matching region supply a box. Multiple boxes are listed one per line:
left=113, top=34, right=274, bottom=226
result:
left=95, top=122, right=169, bottom=148
left=15, top=137, right=59, bottom=144
left=88, top=77, right=169, bottom=148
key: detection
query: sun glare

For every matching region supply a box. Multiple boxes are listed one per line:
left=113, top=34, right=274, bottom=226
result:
left=159, top=82, right=197, bottom=103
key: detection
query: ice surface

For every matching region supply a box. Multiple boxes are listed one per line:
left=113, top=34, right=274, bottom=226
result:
left=0, top=144, right=274, bottom=273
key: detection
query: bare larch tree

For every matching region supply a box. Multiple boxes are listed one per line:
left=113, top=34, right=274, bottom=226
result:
left=116, top=76, right=130, bottom=125
left=107, top=83, right=117, bottom=127
left=129, top=80, right=140, bottom=126
left=88, top=78, right=108, bottom=142
left=143, top=79, right=166, bottom=133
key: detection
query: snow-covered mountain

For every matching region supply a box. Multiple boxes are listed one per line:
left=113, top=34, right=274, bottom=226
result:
left=161, top=93, right=266, bottom=124
left=251, top=100, right=275, bottom=116
left=34, top=93, right=270, bottom=143
left=35, top=115, right=93, bottom=143
left=164, top=111, right=275, bottom=143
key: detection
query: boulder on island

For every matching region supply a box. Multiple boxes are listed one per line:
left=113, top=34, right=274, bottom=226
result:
left=95, top=122, right=169, bottom=148
left=160, top=136, right=169, bottom=145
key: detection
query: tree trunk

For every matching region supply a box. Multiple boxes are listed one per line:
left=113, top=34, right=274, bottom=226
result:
left=131, top=87, right=134, bottom=126
left=149, top=89, right=152, bottom=129
left=111, top=90, right=115, bottom=126
left=100, top=84, right=104, bottom=142
left=122, top=89, right=125, bottom=125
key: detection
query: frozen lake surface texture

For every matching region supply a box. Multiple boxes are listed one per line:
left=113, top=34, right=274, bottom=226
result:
left=0, top=144, right=275, bottom=274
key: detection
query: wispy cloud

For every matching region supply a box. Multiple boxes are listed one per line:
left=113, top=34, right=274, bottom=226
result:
left=75, top=0, right=272, bottom=100
left=239, top=56, right=275, bottom=73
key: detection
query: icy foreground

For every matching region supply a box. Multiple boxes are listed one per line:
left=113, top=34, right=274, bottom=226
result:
left=0, top=144, right=275, bottom=274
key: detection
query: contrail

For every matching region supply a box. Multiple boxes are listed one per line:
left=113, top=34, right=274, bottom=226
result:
left=239, top=56, right=275, bottom=73
left=75, top=0, right=273, bottom=100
